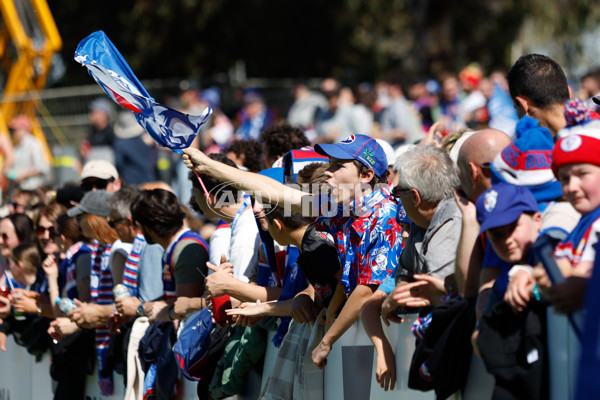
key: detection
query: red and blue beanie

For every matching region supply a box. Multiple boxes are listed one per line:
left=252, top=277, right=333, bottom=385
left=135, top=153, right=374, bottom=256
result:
left=553, top=119, right=600, bottom=177
left=315, top=134, right=388, bottom=177
left=491, top=116, right=563, bottom=202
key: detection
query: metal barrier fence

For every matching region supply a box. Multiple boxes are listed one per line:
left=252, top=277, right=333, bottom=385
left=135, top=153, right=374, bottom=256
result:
left=0, top=310, right=580, bottom=400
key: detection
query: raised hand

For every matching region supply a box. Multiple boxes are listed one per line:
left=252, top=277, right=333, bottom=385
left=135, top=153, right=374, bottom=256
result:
left=182, top=148, right=212, bottom=174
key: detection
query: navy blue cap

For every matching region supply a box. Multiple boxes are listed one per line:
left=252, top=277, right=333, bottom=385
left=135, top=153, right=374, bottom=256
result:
left=476, top=182, right=538, bottom=233
left=315, top=134, right=388, bottom=177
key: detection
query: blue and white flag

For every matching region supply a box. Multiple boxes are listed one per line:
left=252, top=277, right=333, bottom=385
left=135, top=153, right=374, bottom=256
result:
left=74, top=30, right=211, bottom=154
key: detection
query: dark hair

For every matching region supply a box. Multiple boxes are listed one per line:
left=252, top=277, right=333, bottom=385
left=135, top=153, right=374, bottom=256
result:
left=352, top=160, right=390, bottom=188
left=507, top=54, right=569, bottom=110
left=188, top=153, right=241, bottom=215
left=56, top=213, right=86, bottom=243
left=259, top=123, right=310, bottom=164
left=264, top=205, right=312, bottom=230
left=225, top=138, right=263, bottom=172
left=131, top=189, right=185, bottom=237
left=5, top=213, right=35, bottom=245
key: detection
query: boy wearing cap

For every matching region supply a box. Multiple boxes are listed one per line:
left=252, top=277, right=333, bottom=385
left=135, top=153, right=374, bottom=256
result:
left=472, top=183, right=543, bottom=353
left=182, top=134, right=403, bottom=369
left=477, top=183, right=542, bottom=267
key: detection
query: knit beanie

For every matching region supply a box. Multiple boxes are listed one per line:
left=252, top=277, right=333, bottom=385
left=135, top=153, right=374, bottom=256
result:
left=553, top=119, right=600, bottom=177
left=491, top=115, right=563, bottom=202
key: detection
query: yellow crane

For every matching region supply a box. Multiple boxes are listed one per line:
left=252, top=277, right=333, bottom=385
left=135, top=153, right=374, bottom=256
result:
left=0, top=0, right=61, bottom=161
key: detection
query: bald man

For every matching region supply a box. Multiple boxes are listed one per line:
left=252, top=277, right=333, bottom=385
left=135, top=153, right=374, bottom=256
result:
left=454, top=129, right=512, bottom=304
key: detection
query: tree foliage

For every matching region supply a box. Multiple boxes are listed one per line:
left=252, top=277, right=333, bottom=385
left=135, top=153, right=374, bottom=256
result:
left=45, top=0, right=600, bottom=87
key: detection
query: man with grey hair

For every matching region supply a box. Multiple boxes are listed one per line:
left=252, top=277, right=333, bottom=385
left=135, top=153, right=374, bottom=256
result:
left=110, top=186, right=165, bottom=319
left=377, top=145, right=462, bottom=323
left=359, top=145, right=462, bottom=390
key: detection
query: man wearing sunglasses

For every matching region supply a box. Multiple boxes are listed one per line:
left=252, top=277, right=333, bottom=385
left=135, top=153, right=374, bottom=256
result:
left=80, top=159, right=121, bottom=194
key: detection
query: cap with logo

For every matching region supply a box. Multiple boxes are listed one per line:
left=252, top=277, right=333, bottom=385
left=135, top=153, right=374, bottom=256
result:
left=66, top=190, right=113, bottom=217
left=80, top=159, right=119, bottom=181
left=476, top=182, right=538, bottom=233
left=315, top=134, right=388, bottom=177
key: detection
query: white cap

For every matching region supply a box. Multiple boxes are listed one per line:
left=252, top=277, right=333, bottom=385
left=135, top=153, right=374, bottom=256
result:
left=80, top=160, right=118, bottom=181
left=375, top=138, right=396, bottom=167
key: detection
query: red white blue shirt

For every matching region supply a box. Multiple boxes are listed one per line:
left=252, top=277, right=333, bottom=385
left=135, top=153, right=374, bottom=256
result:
left=554, top=206, right=600, bottom=269
left=314, top=184, right=402, bottom=293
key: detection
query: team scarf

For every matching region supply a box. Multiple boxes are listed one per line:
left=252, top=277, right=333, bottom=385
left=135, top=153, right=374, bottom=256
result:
left=88, top=240, right=114, bottom=396
left=61, top=241, right=91, bottom=299
left=554, top=205, right=600, bottom=268
left=122, top=232, right=146, bottom=298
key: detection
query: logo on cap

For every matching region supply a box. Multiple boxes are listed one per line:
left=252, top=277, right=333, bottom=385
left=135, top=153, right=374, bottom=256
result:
left=560, top=135, right=583, bottom=152
left=340, top=135, right=356, bottom=144
left=484, top=190, right=498, bottom=212
left=363, top=149, right=376, bottom=166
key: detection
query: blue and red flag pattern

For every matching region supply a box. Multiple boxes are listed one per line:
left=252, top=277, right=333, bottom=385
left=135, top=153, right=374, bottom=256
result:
left=75, top=31, right=212, bottom=154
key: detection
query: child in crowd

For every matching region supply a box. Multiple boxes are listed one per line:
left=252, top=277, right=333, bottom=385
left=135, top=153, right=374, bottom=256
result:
left=505, top=122, right=600, bottom=313
left=183, top=134, right=403, bottom=370
left=475, top=182, right=547, bottom=400
left=543, top=123, right=600, bottom=312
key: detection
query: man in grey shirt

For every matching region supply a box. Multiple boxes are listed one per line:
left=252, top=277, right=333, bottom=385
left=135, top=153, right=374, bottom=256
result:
left=377, top=145, right=462, bottom=323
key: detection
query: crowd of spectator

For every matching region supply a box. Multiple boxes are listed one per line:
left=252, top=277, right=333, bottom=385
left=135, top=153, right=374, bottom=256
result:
left=1, top=53, right=600, bottom=400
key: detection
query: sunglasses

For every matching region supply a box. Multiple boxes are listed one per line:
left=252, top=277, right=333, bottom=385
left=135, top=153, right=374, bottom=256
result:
left=81, top=178, right=113, bottom=192
left=36, top=225, right=58, bottom=238
left=108, top=218, right=126, bottom=228
left=391, top=186, right=410, bottom=198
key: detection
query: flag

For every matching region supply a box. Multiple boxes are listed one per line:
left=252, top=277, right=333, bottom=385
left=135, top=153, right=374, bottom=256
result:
left=74, top=30, right=211, bottom=154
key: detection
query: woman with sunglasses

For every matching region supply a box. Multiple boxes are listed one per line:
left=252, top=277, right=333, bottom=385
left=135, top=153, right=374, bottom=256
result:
left=10, top=204, right=68, bottom=319
left=42, top=212, right=96, bottom=400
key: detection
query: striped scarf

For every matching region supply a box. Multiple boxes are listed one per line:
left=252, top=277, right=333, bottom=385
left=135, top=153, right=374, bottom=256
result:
left=89, top=240, right=114, bottom=396
left=122, top=232, right=146, bottom=297
left=554, top=206, right=600, bottom=269
left=61, top=241, right=91, bottom=299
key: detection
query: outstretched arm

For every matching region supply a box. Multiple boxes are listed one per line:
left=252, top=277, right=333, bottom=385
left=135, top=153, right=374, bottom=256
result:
left=182, top=148, right=310, bottom=215
left=360, top=290, right=396, bottom=391
left=312, top=283, right=376, bottom=369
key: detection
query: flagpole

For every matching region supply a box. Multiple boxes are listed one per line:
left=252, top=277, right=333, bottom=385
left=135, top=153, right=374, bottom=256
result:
left=192, top=169, right=210, bottom=198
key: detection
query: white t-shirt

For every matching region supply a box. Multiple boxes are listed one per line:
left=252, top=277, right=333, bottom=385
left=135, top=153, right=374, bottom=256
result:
left=209, top=223, right=232, bottom=270
left=109, top=239, right=133, bottom=272
left=229, top=207, right=260, bottom=283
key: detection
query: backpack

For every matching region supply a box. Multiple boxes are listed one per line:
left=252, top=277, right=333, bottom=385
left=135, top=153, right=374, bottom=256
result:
left=173, top=307, right=213, bottom=381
